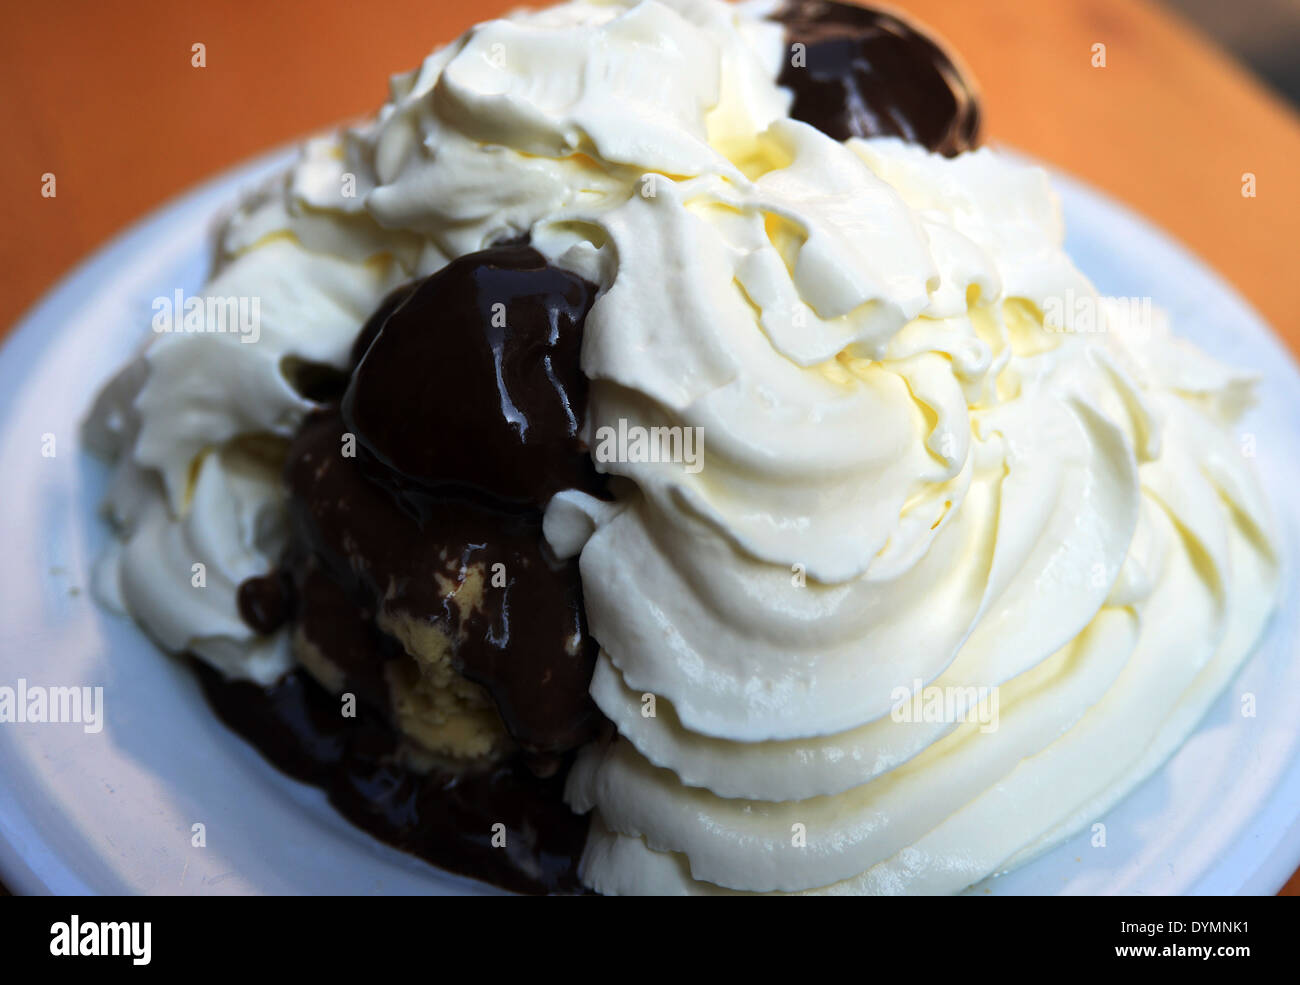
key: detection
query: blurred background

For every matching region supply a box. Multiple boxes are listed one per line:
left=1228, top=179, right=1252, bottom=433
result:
left=1166, top=0, right=1300, bottom=105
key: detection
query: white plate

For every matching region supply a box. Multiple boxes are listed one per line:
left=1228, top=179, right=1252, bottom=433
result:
left=1, top=146, right=1298, bottom=896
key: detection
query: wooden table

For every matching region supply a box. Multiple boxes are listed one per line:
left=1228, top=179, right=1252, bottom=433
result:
left=1, top=0, right=1297, bottom=895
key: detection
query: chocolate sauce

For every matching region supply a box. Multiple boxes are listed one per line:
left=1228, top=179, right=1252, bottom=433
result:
left=290, top=559, right=399, bottom=709
left=194, top=662, right=589, bottom=895
left=772, top=0, right=981, bottom=156
left=342, top=245, right=604, bottom=510
left=284, top=407, right=600, bottom=754
left=231, top=244, right=608, bottom=893
left=349, top=281, right=419, bottom=369
left=235, top=573, right=291, bottom=635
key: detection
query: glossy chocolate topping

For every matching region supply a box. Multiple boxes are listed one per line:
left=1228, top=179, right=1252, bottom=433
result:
left=284, top=407, right=601, bottom=754
left=229, top=244, right=609, bottom=892
left=235, top=572, right=291, bottom=636
left=772, top=0, right=981, bottom=156
left=195, top=662, right=589, bottom=895
left=342, top=245, right=603, bottom=510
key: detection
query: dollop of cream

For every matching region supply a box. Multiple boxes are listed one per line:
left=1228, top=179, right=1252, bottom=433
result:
left=89, top=0, right=1279, bottom=892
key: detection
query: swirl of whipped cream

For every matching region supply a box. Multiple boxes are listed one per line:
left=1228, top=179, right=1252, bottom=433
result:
left=553, top=127, right=1278, bottom=890
left=88, top=0, right=1279, bottom=894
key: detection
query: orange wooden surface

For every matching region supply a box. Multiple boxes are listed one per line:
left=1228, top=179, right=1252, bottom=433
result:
left=1, top=0, right=1297, bottom=895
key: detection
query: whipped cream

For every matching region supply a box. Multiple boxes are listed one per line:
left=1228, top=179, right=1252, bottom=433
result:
left=89, top=0, right=1279, bottom=893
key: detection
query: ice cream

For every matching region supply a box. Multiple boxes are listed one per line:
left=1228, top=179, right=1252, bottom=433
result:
left=87, top=0, right=1279, bottom=895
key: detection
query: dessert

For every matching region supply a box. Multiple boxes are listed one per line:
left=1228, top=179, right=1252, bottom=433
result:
left=87, top=0, right=1280, bottom=895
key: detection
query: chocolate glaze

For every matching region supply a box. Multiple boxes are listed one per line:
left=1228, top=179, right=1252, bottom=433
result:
left=349, top=281, right=420, bottom=370
left=772, top=0, right=980, bottom=156
left=280, top=282, right=423, bottom=407
left=290, top=558, right=400, bottom=709
left=232, top=244, right=609, bottom=893
left=284, top=407, right=600, bottom=754
left=194, top=662, right=589, bottom=895
left=235, top=572, right=292, bottom=636
left=342, top=245, right=604, bottom=510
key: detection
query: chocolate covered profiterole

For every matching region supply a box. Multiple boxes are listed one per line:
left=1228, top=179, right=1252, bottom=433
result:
left=220, top=246, right=605, bottom=894
left=772, top=0, right=980, bottom=154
